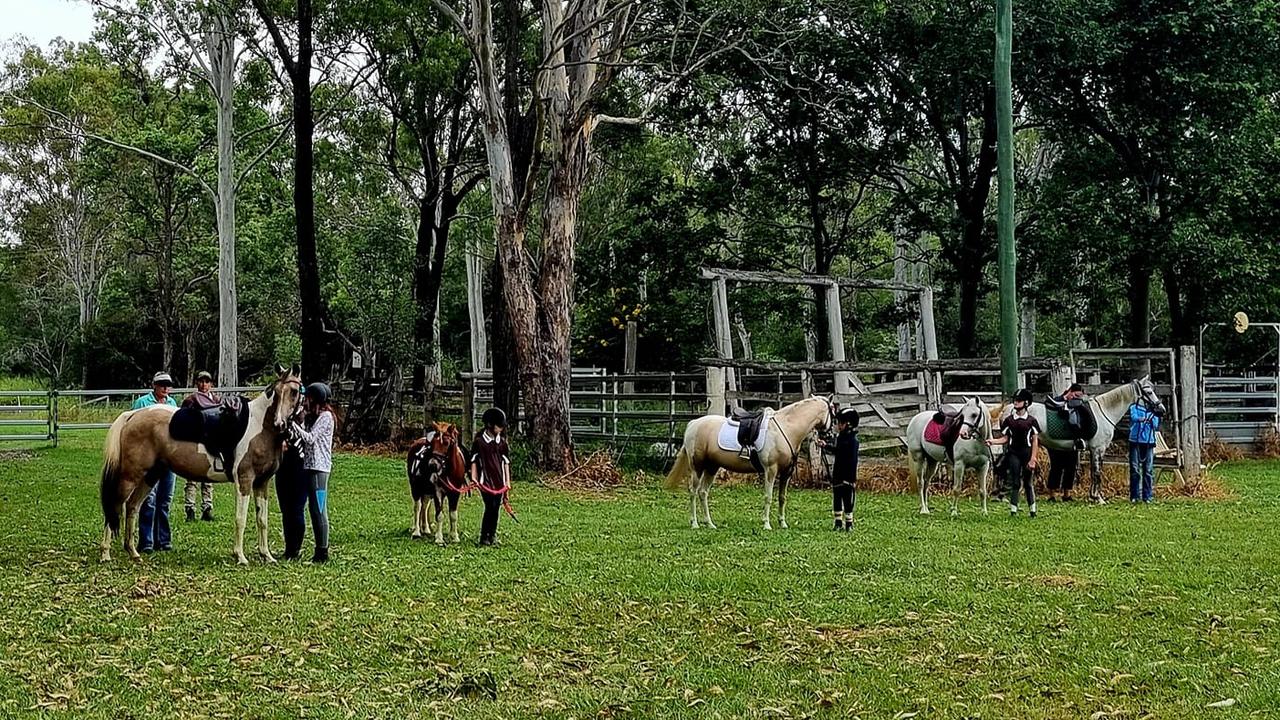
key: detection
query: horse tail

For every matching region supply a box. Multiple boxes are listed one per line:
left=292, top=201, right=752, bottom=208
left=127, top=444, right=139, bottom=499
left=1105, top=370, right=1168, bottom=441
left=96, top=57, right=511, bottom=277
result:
left=664, top=446, right=692, bottom=491
left=100, top=411, right=131, bottom=533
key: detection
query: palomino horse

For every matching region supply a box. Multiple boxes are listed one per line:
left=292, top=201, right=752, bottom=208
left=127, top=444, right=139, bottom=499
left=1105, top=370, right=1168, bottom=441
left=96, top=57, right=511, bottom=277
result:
left=665, top=396, right=834, bottom=530
left=905, top=397, right=996, bottom=516
left=1020, top=376, right=1165, bottom=503
left=99, top=367, right=303, bottom=564
left=407, top=421, right=469, bottom=544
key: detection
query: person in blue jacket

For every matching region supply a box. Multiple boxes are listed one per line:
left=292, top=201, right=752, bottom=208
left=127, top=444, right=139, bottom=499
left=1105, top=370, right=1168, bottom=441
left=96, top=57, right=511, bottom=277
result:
left=134, top=371, right=178, bottom=553
left=1128, top=396, right=1165, bottom=503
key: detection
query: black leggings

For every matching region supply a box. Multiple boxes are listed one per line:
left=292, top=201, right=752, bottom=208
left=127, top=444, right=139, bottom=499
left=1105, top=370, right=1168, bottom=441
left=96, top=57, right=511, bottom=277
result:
left=276, top=461, right=308, bottom=558
left=1047, top=448, right=1078, bottom=493
left=1005, top=447, right=1036, bottom=507
left=832, top=482, right=855, bottom=516
left=480, top=492, right=502, bottom=540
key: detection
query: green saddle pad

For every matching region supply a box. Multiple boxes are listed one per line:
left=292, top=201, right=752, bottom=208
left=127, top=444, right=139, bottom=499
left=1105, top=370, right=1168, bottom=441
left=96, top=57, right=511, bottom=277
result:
left=1042, top=404, right=1097, bottom=442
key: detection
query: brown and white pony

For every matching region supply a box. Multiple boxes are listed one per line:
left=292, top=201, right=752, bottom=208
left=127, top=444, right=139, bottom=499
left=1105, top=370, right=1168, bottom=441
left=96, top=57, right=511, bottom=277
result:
left=407, top=421, right=469, bottom=544
left=99, top=367, right=304, bottom=564
left=665, top=396, right=834, bottom=530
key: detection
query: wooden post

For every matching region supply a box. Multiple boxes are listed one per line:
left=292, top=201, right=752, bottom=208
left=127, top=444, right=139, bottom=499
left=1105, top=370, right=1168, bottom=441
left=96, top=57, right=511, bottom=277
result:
left=894, top=238, right=913, bottom=361
left=461, top=375, right=475, bottom=441
left=711, top=278, right=737, bottom=393
left=1051, top=363, right=1074, bottom=393
left=825, top=282, right=852, bottom=395
left=667, top=372, right=677, bottom=449
left=919, top=287, right=939, bottom=360
left=624, top=321, right=637, bottom=393
left=706, top=366, right=726, bottom=416
left=1178, top=345, right=1202, bottom=482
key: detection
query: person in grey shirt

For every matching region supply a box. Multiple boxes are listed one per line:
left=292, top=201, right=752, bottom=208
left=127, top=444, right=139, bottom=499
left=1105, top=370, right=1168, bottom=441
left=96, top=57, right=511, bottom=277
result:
left=290, top=382, right=335, bottom=563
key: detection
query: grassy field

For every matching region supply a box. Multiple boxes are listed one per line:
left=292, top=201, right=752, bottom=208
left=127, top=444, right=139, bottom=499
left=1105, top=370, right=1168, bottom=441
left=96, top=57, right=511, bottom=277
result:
left=1, top=433, right=1278, bottom=719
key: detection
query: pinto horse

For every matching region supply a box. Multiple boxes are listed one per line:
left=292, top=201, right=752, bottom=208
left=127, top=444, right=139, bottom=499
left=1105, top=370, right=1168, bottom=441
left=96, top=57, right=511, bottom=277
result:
left=99, top=367, right=303, bottom=564
left=407, top=421, right=469, bottom=544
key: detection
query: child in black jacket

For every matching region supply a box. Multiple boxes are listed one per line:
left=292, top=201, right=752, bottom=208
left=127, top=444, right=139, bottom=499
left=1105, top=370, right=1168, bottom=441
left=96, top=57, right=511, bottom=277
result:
left=819, top=408, right=860, bottom=531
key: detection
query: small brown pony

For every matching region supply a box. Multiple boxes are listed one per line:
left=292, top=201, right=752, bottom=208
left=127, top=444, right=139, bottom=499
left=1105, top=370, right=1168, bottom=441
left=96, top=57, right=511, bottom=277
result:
left=99, top=367, right=304, bottom=564
left=407, top=421, right=469, bottom=544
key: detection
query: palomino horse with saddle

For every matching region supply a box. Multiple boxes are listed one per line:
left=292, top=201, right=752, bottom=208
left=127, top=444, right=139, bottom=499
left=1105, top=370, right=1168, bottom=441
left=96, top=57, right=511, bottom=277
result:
left=666, top=396, right=834, bottom=530
left=99, top=367, right=304, bottom=564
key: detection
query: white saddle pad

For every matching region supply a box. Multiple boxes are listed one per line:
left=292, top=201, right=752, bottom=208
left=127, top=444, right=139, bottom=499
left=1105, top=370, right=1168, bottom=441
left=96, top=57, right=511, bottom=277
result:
left=717, top=418, right=768, bottom=453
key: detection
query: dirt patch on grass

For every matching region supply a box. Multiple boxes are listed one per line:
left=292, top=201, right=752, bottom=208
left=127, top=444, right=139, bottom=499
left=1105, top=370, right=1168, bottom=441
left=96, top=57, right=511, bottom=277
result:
left=0, top=449, right=36, bottom=462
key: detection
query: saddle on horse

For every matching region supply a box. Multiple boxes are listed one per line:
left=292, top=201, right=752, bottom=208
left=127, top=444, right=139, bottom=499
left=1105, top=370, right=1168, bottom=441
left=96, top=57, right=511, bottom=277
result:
left=168, top=397, right=249, bottom=479
left=923, top=408, right=965, bottom=463
left=1044, top=396, right=1096, bottom=448
left=729, top=407, right=767, bottom=461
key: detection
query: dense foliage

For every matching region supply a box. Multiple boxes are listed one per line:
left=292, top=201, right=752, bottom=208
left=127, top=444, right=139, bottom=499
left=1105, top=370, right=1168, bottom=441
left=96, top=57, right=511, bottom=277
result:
left=2, top=0, right=1277, bottom=391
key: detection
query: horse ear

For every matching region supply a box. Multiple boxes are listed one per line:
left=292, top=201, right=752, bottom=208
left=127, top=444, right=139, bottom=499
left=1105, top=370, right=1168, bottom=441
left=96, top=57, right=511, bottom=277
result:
left=275, top=364, right=286, bottom=376
left=290, top=363, right=301, bottom=378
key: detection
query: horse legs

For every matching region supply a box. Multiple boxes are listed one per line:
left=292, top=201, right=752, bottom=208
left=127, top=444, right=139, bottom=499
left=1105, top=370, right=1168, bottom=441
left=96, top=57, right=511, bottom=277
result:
left=411, top=497, right=423, bottom=539
left=688, top=476, right=700, bottom=529
left=917, top=457, right=934, bottom=515
left=777, top=476, right=789, bottom=529
left=950, top=460, right=966, bottom=516
left=433, top=491, right=446, bottom=545
left=978, top=462, right=990, bottom=515
left=254, top=483, right=276, bottom=563
left=233, top=485, right=251, bottom=565
left=1089, top=448, right=1106, bottom=504
left=762, top=468, right=776, bottom=530
left=447, top=492, right=460, bottom=543
left=699, top=471, right=716, bottom=530
left=123, top=482, right=147, bottom=561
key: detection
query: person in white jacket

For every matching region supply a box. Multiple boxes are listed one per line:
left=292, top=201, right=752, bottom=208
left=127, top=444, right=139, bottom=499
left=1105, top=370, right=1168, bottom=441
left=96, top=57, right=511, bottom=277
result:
left=290, top=382, right=335, bottom=563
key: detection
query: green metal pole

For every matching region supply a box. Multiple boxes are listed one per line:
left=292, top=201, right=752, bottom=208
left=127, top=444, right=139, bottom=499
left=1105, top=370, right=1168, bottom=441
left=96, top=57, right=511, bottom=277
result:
left=995, top=0, right=1018, bottom=395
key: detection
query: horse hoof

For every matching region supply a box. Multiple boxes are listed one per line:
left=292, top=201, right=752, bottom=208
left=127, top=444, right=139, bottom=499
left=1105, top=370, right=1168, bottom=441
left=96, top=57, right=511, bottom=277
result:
left=779, top=520, right=789, bottom=529
left=950, top=508, right=958, bottom=517
left=235, top=554, right=249, bottom=566
left=763, top=523, right=772, bottom=531
left=919, top=508, right=931, bottom=515
left=411, top=533, right=421, bottom=540
left=450, top=535, right=460, bottom=544
left=260, top=553, right=277, bottom=564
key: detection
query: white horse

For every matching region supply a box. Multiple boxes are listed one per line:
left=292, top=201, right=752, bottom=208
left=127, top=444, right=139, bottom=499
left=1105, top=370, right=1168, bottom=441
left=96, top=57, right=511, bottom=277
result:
left=1020, top=376, right=1165, bottom=504
left=665, top=396, right=834, bottom=530
left=905, top=397, right=996, bottom=516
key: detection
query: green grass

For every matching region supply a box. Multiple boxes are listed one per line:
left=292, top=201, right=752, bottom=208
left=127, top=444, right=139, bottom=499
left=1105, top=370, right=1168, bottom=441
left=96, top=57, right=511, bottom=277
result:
left=2, top=433, right=1279, bottom=719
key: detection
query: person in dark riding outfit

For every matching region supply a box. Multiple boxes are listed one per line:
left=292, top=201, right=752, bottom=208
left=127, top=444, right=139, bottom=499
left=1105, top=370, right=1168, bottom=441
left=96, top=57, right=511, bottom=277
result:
left=471, top=407, right=511, bottom=547
left=818, top=407, right=860, bottom=531
left=987, top=388, right=1041, bottom=518
left=1045, top=382, right=1086, bottom=501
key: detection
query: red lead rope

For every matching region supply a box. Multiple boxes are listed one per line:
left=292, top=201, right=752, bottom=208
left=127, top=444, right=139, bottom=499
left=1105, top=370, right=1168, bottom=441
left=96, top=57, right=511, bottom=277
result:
left=437, top=475, right=519, bottom=522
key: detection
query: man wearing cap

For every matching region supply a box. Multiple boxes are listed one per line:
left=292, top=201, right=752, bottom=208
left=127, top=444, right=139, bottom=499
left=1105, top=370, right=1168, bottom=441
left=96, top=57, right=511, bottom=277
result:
left=180, top=371, right=219, bottom=522
left=133, top=372, right=178, bottom=552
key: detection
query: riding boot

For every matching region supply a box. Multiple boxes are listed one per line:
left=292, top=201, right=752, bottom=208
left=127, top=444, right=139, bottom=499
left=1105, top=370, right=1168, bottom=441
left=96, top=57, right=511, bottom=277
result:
left=311, top=547, right=329, bottom=563
left=833, top=511, right=843, bottom=531
left=186, top=507, right=197, bottom=522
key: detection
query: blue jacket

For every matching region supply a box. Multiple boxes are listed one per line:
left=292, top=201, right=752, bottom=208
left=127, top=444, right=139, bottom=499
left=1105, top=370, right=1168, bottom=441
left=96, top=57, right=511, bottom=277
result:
left=1128, top=403, right=1161, bottom=445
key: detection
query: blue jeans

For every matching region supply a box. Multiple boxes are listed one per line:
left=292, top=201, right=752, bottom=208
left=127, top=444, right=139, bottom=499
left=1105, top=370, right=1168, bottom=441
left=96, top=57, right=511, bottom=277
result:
left=139, top=473, right=175, bottom=550
left=1128, top=443, right=1155, bottom=502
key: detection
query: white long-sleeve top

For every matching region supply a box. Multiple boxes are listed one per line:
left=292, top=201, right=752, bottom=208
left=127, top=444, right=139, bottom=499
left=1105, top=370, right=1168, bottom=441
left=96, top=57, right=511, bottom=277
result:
left=291, top=410, right=334, bottom=472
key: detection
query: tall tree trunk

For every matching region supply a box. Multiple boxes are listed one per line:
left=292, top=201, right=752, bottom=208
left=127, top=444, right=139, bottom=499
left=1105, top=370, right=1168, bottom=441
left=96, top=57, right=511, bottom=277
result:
left=487, top=246, right=519, bottom=426
left=412, top=195, right=458, bottom=391
left=294, top=7, right=324, bottom=380
left=212, top=10, right=238, bottom=387
left=466, top=245, right=488, bottom=372
left=1126, top=249, right=1151, bottom=347
left=531, top=146, right=583, bottom=469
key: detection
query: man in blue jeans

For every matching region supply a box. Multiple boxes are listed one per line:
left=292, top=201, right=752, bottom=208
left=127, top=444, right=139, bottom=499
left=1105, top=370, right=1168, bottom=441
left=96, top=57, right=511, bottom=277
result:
left=134, top=372, right=178, bottom=552
left=1128, top=396, right=1164, bottom=503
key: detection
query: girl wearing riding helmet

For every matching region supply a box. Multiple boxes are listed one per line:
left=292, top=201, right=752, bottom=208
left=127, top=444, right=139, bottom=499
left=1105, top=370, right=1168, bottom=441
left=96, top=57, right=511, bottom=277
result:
left=818, top=407, right=860, bottom=531
left=987, top=388, right=1041, bottom=518
left=289, top=381, right=335, bottom=562
left=471, top=407, right=511, bottom=547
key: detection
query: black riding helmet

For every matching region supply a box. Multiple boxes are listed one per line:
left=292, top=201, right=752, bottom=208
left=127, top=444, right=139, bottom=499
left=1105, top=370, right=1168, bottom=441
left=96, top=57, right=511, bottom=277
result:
left=836, top=408, right=860, bottom=428
left=482, top=407, right=507, bottom=428
left=304, top=382, right=332, bottom=404
left=1013, top=388, right=1033, bottom=405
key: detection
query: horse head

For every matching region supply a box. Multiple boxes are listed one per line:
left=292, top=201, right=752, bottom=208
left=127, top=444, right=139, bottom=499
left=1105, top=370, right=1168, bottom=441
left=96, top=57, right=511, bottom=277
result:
left=268, top=364, right=304, bottom=431
left=423, top=421, right=460, bottom=475
left=957, top=396, right=985, bottom=440
left=1134, top=375, right=1164, bottom=414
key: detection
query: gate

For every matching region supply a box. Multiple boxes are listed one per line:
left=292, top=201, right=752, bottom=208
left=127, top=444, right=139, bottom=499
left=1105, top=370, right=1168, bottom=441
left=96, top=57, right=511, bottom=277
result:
left=1200, top=322, right=1280, bottom=448
left=0, top=390, right=54, bottom=443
